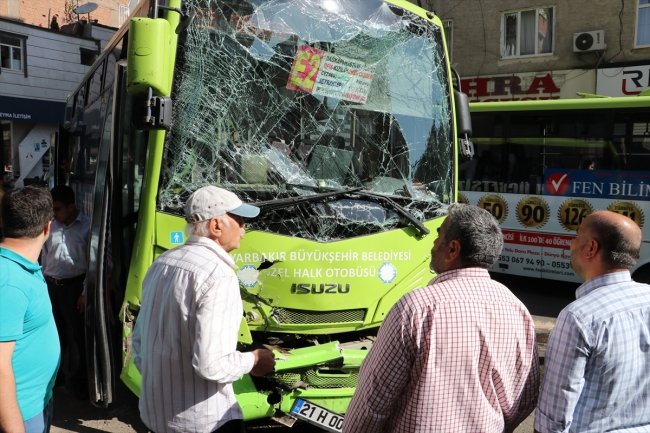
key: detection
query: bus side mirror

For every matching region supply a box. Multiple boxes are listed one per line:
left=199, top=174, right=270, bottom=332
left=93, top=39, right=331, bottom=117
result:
left=126, top=18, right=172, bottom=96
left=454, top=90, right=474, bottom=158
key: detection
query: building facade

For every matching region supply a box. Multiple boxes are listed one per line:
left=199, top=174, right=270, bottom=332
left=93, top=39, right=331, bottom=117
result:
left=408, top=0, right=650, bottom=100
left=0, top=17, right=115, bottom=182
left=0, top=0, right=131, bottom=29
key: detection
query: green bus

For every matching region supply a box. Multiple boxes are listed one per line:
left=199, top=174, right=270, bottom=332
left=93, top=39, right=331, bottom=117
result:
left=54, top=0, right=467, bottom=427
left=464, top=95, right=650, bottom=284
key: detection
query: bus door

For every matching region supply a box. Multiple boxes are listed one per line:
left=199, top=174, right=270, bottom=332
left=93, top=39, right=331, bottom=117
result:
left=85, top=57, right=149, bottom=407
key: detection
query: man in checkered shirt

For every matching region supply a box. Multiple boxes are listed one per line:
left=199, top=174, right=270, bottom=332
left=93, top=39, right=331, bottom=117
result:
left=534, top=211, right=650, bottom=433
left=343, top=203, right=540, bottom=433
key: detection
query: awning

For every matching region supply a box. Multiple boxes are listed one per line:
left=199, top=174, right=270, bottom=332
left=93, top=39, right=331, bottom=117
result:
left=0, top=95, right=66, bottom=124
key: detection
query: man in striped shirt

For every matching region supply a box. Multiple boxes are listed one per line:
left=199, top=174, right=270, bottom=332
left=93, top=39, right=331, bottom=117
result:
left=535, top=211, right=650, bottom=433
left=132, top=186, right=275, bottom=433
left=343, top=203, right=540, bottom=433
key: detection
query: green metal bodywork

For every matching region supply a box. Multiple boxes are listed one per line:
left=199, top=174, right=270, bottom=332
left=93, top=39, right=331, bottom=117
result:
left=470, top=95, right=650, bottom=112
left=119, top=0, right=455, bottom=419
left=121, top=211, right=443, bottom=417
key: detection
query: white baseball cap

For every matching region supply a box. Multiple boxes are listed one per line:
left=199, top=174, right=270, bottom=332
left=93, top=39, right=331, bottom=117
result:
left=184, top=186, right=260, bottom=222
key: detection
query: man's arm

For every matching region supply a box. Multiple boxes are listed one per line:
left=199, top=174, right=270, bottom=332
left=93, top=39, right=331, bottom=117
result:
left=192, top=277, right=256, bottom=382
left=342, top=297, right=415, bottom=433
left=131, top=312, right=143, bottom=373
left=534, top=310, right=589, bottom=433
left=79, top=220, right=91, bottom=305
left=0, top=341, right=25, bottom=433
left=504, top=337, right=540, bottom=432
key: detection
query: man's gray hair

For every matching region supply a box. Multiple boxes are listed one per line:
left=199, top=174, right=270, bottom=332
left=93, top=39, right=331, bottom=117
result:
left=185, top=215, right=230, bottom=238
left=442, top=203, right=503, bottom=268
left=186, top=220, right=210, bottom=237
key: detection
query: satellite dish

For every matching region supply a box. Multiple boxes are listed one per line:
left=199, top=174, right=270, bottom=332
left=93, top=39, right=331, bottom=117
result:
left=575, top=33, right=594, bottom=51
left=75, top=2, right=98, bottom=14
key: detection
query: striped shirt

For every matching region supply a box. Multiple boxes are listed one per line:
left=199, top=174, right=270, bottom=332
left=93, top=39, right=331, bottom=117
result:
left=132, top=235, right=255, bottom=433
left=535, top=271, right=650, bottom=433
left=343, top=268, right=540, bottom=433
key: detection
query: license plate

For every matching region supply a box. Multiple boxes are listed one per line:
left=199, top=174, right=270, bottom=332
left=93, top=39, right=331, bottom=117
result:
left=290, top=398, right=344, bottom=432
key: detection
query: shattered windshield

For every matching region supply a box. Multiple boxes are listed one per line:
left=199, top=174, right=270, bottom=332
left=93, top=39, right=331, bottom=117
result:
left=158, top=0, right=453, bottom=241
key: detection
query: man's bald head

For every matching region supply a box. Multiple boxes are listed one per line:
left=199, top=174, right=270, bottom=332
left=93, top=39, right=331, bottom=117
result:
left=581, top=211, right=642, bottom=271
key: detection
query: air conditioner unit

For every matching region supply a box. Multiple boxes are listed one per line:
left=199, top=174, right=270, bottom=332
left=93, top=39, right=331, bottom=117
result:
left=573, top=30, right=606, bottom=52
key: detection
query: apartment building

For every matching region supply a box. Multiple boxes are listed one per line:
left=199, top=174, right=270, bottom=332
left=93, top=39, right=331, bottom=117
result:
left=0, top=0, right=132, bottom=29
left=0, top=16, right=116, bottom=182
left=409, top=0, right=650, bottom=100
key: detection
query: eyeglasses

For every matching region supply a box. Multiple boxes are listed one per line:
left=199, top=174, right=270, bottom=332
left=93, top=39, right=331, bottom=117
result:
left=227, top=212, right=245, bottom=227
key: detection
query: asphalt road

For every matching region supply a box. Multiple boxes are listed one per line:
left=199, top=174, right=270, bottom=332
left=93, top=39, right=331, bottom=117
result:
left=51, top=273, right=579, bottom=433
left=492, top=272, right=579, bottom=317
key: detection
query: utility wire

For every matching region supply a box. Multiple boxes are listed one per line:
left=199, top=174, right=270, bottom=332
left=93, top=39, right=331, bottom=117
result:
left=605, top=0, right=625, bottom=63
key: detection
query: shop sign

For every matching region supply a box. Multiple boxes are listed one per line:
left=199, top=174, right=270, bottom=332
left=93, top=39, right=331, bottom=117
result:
left=596, top=66, right=650, bottom=97
left=461, top=69, right=595, bottom=102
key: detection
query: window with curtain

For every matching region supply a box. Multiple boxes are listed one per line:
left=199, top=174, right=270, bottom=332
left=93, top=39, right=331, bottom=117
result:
left=119, top=5, right=130, bottom=27
left=0, top=34, right=24, bottom=71
left=502, top=7, right=554, bottom=58
left=637, top=0, right=650, bottom=46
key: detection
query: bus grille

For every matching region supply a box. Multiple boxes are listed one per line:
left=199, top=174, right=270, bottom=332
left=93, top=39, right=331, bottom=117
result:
left=272, top=308, right=365, bottom=325
left=273, top=369, right=359, bottom=389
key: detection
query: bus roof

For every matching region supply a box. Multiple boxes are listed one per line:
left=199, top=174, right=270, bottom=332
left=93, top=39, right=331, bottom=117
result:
left=470, top=95, right=650, bottom=112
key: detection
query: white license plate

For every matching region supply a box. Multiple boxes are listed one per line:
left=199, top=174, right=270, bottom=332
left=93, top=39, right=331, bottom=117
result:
left=290, top=398, right=344, bottom=432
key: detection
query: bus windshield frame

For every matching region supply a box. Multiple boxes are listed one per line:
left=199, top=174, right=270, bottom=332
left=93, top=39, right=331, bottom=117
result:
left=157, top=0, right=454, bottom=241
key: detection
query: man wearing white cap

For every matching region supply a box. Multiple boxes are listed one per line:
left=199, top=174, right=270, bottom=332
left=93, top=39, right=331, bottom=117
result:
left=132, top=186, right=275, bottom=433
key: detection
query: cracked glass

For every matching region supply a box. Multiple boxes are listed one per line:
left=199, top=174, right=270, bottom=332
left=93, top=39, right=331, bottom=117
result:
left=158, top=0, right=453, bottom=241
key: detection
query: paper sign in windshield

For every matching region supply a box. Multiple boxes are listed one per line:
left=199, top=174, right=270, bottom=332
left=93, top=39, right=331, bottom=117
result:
left=287, top=45, right=373, bottom=104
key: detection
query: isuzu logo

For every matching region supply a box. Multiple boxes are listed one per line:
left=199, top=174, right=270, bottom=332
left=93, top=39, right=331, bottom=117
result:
left=291, top=283, right=350, bottom=294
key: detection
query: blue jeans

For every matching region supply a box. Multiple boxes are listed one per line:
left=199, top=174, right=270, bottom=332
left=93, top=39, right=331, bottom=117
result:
left=24, top=398, right=54, bottom=433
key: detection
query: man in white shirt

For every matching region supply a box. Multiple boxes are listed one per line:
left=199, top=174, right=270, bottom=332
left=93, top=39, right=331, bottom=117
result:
left=41, top=185, right=91, bottom=400
left=132, top=186, right=276, bottom=433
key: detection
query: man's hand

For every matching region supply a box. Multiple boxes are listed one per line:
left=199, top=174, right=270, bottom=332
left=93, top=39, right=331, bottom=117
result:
left=77, top=295, right=85, bottom=314
left=0, top=341, right=26, bottom=433
left=250, top=349, right=275, bottom=377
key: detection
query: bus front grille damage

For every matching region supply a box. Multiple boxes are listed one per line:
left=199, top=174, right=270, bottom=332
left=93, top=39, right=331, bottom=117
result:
left=260, top=341, right=368, bottom=391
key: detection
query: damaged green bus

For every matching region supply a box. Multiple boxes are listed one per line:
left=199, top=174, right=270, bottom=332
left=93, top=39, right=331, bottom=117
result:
left=57, top=0, right=469, bottom=428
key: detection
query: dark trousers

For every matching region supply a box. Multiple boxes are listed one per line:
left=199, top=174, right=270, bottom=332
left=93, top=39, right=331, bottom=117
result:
left=47, top=278, right=87, bottom=399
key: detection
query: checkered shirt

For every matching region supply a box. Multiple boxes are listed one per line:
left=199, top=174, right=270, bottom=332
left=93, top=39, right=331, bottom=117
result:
left=535, top=271, right=650, bottom=433
left=342, top=268, right=540, bottom=433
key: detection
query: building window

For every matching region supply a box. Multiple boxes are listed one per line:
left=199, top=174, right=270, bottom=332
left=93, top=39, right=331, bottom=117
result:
left=443, top=20, right=453, bottom=62
left=636, top=0, right=650, bottom=46
left=0, top=34, right=23, bottom=71
left=502, top=7, right=554, bottom=58
left=80, top=48, right=97, bottom=66
left=119, top=5, right=130, bottom=27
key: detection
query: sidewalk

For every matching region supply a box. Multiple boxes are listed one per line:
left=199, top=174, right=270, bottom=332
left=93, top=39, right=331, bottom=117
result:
left=533, top=314, right=557, bottom=362
left=514, top=315, right=557, bottom=432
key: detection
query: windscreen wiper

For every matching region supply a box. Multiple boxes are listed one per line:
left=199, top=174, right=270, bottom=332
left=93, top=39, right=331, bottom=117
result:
left=255, top=186, right=364, bottom=211
left=353, top=189, right=430, bottom=236
left=257, top=184, right=430, bottom=236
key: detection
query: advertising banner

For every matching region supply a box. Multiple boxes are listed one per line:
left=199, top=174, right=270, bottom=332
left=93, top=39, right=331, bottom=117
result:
left=544, top=169, right=650, bottom=201
left=287, top=45, right=374, bottom=103
left=459, top=191, right=650, bottom=282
